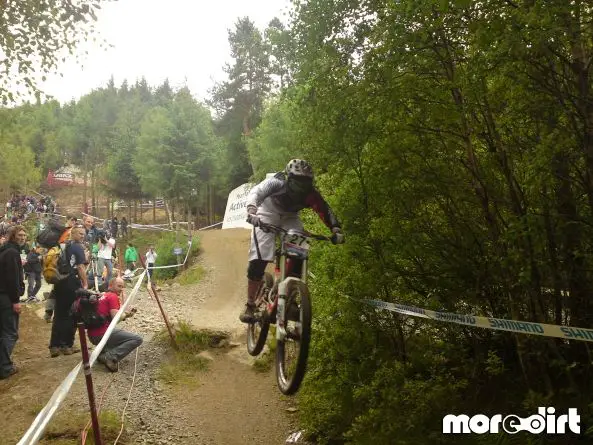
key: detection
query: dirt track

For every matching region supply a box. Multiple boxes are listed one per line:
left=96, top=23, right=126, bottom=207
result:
left=0, top=228, right=299, bottom=445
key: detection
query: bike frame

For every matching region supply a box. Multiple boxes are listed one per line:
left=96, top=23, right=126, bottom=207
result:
left=260, top=226, right=322, bottom=342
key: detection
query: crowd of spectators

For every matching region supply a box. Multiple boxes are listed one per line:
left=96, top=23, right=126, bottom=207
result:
left=4, top=194, right=56, bottom=225
left=0, top=193, right=148, bottom=378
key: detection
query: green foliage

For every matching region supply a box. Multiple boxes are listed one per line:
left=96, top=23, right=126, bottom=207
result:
left=0, top=1, right=105, bottom=105
left=276, top=0, right=593, bottom=443
left=0, top=143, right=42, bottom=192
left=173, top=320, right=213, bottom=353
left=175, top=265, right=206, bottom=285
left=42, top=409, right=128, bottom=444
left=135, top=88, right=218, bottom=207
left=246, top=92, right=304, bottom=181
left=209, top=16, right=277, bottom=187
left=150, top=232, right=200, bottom=281
left=8, top=2, right=593, bottom=443
left=0, top=76, right=225, bottom=222
left=157, top=321, right=217, bottom=386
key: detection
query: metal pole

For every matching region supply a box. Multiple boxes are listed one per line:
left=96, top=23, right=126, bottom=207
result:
left=138, top=255, right=178, bottom=349
left=77, top=323, right=103, bottom=445
left=175, top=220, right=181, bottom=273
left=148, top=283, right=178, bottom=350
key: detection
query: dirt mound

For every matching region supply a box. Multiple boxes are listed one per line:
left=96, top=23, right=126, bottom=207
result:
left=188, top=228, right=252, bottom=337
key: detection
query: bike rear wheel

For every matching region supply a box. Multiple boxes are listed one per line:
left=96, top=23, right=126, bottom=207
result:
left=275, top=279, right=311, bottom=395
left=247, top=272, right=273, bottom=356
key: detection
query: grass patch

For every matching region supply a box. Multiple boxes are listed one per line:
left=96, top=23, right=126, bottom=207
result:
left=156, top=320, right=220, bottom=386
left=28, top=401, right=45, bottom=416
left=174, top=320, right=212, bottom=352
left=122, top=231, right=201, bottom=282
left=40, top=409, right=128, bottom=444
left=174, top=265, right=206, bottom=285
left=253, top=325, right=277, bottom=373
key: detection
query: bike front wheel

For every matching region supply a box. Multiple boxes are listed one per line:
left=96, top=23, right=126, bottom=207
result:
left=247, top=272, right=273, bottom=356
left=276, top=279, right=312, bottom=395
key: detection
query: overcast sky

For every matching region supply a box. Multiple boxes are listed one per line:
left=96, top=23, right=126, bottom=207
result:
left=41, top=0, right=293, bottom=104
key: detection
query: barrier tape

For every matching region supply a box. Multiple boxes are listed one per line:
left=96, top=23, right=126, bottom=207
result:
left=147, top=240, right=193, bottom=270
left=198, top=221, right=223, bottom=231
left=352, top=297, right=593, bottom=343
left=18, top=270, right=148, bottom=445
left=129, top=224, right=175, bottom=232
left=305, top=272, right=593, bottom=343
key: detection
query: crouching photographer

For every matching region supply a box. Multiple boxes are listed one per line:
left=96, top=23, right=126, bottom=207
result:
left=72, top=277, right=141, bottom=372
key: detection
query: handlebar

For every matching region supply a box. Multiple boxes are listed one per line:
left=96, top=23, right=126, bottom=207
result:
left=256, top=222, right=332, bottom=242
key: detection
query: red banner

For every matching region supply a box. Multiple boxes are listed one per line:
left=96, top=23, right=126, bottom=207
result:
left=46, top=170, right=75, bottom=187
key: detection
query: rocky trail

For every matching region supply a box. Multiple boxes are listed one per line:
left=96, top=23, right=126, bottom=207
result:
left=0, top=228, right=301, bottom=445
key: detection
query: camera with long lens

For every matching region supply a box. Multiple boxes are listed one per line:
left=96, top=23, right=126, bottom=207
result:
left=96, top=229, right=107, bottom=244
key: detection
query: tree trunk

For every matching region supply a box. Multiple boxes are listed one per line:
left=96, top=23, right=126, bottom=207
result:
left=153, top=198, right=156, bottom=224
left=207, top=183, right=213, bottom=226
left=176, top=219, right=181, bottom=272
left=164, top=200, right=173, bottom=229
left=82, top=158, right=88, bottom=212
left=128, top=200, right=132, bottom=236
left=90, top=168, right=96, bottom=216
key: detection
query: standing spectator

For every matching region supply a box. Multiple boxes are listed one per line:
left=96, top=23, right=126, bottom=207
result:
left=124, top=243, right=138, bottom=271
left=111, top=216, right=118, bottom=238
left=145, top=245, right=157, bottom=280
left=86, top=277, right=142, bottom=372
left=49, top=225, right=88, bottom=357
left=44, top=215, right=77, bottom=323
left=0, top=225, right=26, bottom=379
left=24, top=246, right=42, bottom=303
left=103, top=218, right=111, bottom=237
left=97, top=233, right=116, bottom=286
left=83, top=216, right=99, bottom=248
left=121, top=217, right=128, bottom=237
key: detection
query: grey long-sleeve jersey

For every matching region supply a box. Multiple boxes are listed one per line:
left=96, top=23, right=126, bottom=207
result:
left=246, top=174, right=341, bottom=230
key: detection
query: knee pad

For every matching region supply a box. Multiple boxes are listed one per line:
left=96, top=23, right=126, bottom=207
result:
left=247, top=260, right=267, bottom=280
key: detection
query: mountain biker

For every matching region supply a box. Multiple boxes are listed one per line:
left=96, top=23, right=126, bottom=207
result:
left=240, top=159, right=345, bottom=323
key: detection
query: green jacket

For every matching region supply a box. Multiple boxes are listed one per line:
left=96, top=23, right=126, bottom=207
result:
left=124, top=247, right=138, bottom=263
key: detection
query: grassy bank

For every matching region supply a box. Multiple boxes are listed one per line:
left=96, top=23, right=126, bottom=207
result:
left=123, top=230, right=200, bottom=281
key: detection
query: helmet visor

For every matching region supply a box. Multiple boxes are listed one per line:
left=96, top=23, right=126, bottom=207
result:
left=287, top=176, right=313, bottom=195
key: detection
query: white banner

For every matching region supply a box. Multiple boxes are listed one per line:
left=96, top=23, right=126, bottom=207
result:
left=222, top=183, right=254, bottom=229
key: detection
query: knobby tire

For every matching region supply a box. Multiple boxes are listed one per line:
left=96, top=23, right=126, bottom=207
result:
left=276, top=280, right=311, bottom=395
left=246, top=272, right=273, bottom=356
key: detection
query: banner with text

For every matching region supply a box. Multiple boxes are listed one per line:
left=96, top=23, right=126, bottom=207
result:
left=222, top=183, right=254, bottom=229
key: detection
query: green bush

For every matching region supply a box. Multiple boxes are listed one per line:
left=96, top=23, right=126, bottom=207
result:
left=136, top=232, right=200, bottom=281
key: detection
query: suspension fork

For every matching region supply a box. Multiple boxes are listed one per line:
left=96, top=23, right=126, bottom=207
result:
left=276, top=276, right=302, bottom=341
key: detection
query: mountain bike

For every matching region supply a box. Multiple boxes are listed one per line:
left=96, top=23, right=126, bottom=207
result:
left=246, top=222, right=331, bottom=395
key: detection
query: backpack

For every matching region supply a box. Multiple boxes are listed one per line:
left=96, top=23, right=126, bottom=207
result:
left=36, top=219, right=67, bottom=248
left=71, top=289, right=109, bottom=329
left=42, top=242, right=72, bottom=284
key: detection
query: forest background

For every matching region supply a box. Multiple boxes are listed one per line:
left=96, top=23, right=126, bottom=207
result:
left=2, top=1, right=593, bottom=444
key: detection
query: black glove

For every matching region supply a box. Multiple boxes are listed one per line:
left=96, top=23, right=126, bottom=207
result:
left=331, top=227, right=345, bottom=245
left=247, top=213, right=261, bottom=227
